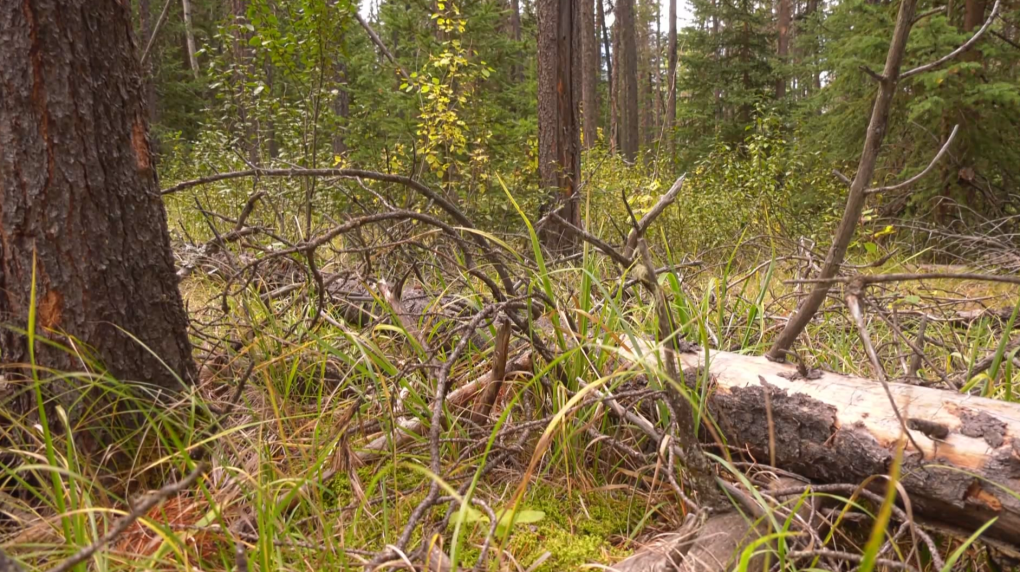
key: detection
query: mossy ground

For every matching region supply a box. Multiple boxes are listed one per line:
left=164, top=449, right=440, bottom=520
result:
left=329, top=467, right=641, bottom=571
left=448, top=481, right=638, bottom=571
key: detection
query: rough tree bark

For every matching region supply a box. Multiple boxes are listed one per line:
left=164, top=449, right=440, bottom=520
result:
left=616, top=0, right=640, bottom=161
left=767, top=0, right=919, bottom=361
left=662, top=347, right=1020, bottom=548
left=581, top=0, right=600, bottom=149
left=0, top=0, right=196, bottom=396
left=537, top=0, right=583, bottom=249
left=776, top=0, right=791, bottom=97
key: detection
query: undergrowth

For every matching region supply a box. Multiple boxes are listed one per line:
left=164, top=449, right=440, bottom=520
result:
left=1, top=177, right=1017, bottom=572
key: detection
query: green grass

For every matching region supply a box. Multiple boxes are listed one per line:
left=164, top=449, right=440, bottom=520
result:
left=2, top=192, right=1017, bottom=572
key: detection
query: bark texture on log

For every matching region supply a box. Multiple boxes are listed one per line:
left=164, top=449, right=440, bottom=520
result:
left=622, top=345, right=1020, bottom=546
left=0, top=0, right=196, bottom=395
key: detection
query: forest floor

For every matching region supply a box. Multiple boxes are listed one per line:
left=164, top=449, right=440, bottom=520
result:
left=4, top=206, right=1019, bottom=571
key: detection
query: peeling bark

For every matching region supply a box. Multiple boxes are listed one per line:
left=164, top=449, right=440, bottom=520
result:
left=637, top=346, right=1020, bottom=546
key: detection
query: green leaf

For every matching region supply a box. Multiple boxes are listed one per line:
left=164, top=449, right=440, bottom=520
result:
left=494, top=509, right=545, bottom=535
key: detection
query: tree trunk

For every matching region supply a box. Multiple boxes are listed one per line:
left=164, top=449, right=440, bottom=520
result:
left=712, top=0, right=721, bottom=122
left=511, top=0, right=523, bottom=82
left=776, top=0, right=791, bottom=97
left=0, top=0, right=196, bottom=399
left=963, top=0, right=988, bottom=33
left=938, top=0, right=987, bottom=219
left=138, top=0, right=159, bottom=127
left=582, top=0, right=600, bottom=149
left=616, top=0, right=640, bottom=161
left=666, top=0, right=677, bottom=156
left=181, top=0, right=200, bottom=78
left=597, top=0, right=614, bottom=139
left=638, top=0, right=653, bottom=152
left=231, top=0, right=259, bottom=165
left=332, top=60, right=350, bottom=157
left=767, top=0, right=919, bottom=361
left=537, top=0, right=583, bottom=250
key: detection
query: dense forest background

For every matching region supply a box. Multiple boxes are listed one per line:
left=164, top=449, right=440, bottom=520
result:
left=148, top=0, right=1019, bottom=253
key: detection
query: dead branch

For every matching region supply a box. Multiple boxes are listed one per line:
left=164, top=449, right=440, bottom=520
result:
left=844, top=282, right=924, bottom=454
left=788, top=271, right=1020, bottom=287
left=161, top=167, right=518, bottom=296
left=353, top=12, right=411, bottom=81
left=866, top=125, right=959, bottom=195
left=766, top=0, right=920, bottom=361
left=622, top=174, right=686, bottom=259
left=900, top=0, right=1002, bottom=79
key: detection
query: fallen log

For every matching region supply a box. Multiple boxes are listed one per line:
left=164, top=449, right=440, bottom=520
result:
left=621, top=340, right=1020, bottom=548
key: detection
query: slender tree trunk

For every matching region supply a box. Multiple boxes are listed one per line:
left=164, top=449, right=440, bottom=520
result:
left=712, top=0, right=721, bottom=121
left=231, top=0, right=259, bottom=165
left=617, top=0, right=640, bottom=161
left=767, top=0, right=920, bottom=361
left=598, top=0, right=614, bottom=136
left=611, top=4, right=622, bottom=153
left=138, top=0, right=159, bottom=126
left=963, top=0, right=988, bottom=30
left=0, top=0, right=196, bottom=400
left=939, top=0, right=987, bottom=217
left=666, top=0, right=677, bottom=156
left=537, top=0, right=583, bottom=250
left=582, top=0, right=600, bottom=149
left=181, top=0, right=200, bottom=78
left=654, top=0, right=661, bottom=141
left=776, top=0, right=791, bottom=97
left=332, top=60, right=350, bottom=156
left=265, top=60, right=280, bottom=159
left=511, top=0, right=523, bottom=82
left=637, top=0, right=652, bottom=151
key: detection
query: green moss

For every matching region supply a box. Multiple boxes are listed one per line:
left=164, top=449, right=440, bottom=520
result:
left=328, top=462, right=428, bottom=508
left=456, top=482, right=633, bottom=571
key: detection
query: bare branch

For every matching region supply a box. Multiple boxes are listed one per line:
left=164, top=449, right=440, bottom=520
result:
left=859, top=65, right=886, bottom=82
left=844, top=284, right=924, bottom=454
left=354, top=12, right=411, bottom=81
left=912, top=6, right=946, bottom=24
left=140, top=0, right=174, bottom=65
left=901, top=0, right=1001, bottom=79
left=832, top=169, right=852, bottom=186
left=866, top=125, right=959, bottom=194
left=549, top=213, right=634, bottom=268
left=787, top=271, right=1020, bottom=287
left=623, top=174, right=686, bottom=258
left=161, top=167, right=517, bottom=295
